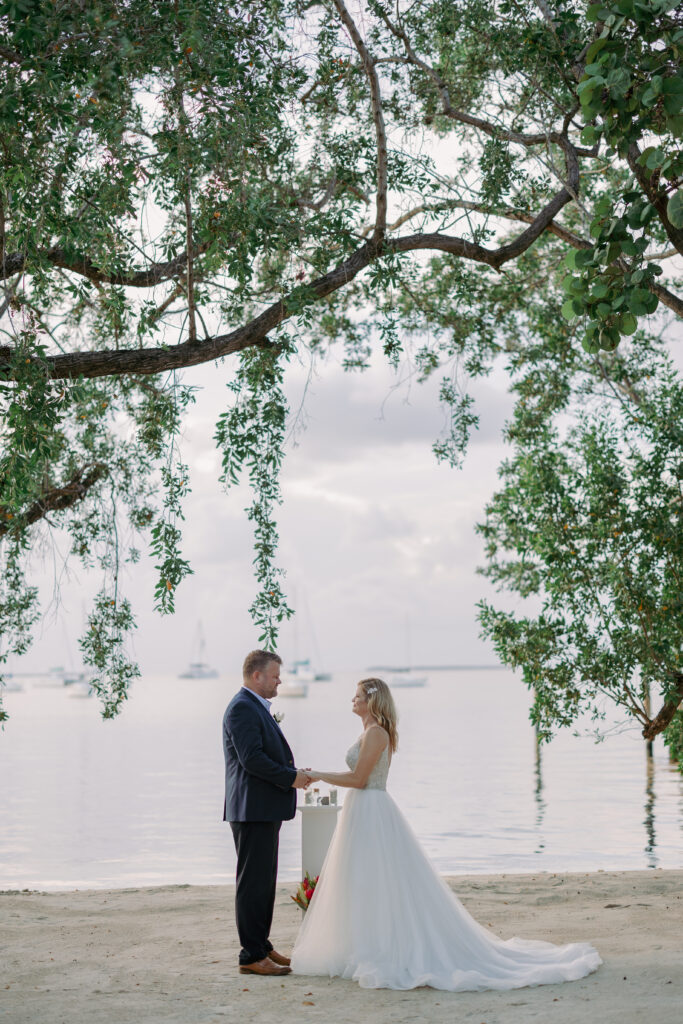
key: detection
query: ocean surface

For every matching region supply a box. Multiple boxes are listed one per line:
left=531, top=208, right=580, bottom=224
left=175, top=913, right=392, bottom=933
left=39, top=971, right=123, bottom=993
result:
left=1, top=669, right=681, bottom=891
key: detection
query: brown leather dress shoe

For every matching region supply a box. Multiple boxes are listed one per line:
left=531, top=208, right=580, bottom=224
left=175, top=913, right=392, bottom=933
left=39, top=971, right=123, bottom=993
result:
left=239, top=957, right=291, bottom=976
left=267, top=949, right=291, bottom=967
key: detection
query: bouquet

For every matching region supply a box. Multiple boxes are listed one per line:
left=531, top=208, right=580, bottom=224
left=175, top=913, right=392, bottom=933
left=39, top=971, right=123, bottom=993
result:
left=291, top=872, right=319, bottom=911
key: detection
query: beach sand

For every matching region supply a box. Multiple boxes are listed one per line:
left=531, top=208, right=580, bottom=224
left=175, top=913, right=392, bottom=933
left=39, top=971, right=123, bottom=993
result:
left=1, top=870, right=681, bottom=1024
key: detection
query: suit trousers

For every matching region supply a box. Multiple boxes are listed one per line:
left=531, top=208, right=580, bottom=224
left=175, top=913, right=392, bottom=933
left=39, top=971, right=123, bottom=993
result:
left=230, top=820, right=282, bottom=964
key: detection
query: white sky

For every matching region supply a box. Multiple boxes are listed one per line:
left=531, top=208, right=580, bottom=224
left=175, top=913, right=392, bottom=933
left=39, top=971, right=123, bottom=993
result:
left=18, top=344, right=518, bottom=677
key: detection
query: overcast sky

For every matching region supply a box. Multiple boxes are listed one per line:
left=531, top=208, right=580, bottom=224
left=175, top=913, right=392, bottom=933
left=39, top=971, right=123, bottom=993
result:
left=17, top=341, right=521, bottom=678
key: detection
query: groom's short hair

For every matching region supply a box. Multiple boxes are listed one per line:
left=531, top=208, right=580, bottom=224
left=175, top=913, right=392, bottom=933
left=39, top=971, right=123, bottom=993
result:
left=243, top=649, right=282, bottom=681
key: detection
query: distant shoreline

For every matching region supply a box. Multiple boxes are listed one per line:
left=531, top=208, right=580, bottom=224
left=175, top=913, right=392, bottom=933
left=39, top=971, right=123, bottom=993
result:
left=367, top=664, right=508, bottom=672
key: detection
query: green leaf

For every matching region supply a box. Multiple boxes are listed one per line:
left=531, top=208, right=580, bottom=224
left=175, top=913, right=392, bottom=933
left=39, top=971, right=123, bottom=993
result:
left=566, top=276, right=587, bottom=296
left=586, top=3, right=611, bottom=22
left=628, top=289, right=650, bottom=315
left=581, top=125, right=599, bottom=146
left=662, top=75, right=683, bottom=98
left=665, top=113, right=683, bottom=138
left=617, top=313, right=637, bottom=335
left=637, top=145, right=657, bottom=166
left=667, top=190, right=683, bottom=229
left=575, top=248, right=595, bottom=268
left=585, top=38, right=608, bottom=63
left=607, top=68, right=631, bottom=99
left=581, top=335, right=602, bottom=354
left=643, top=290, right=659, bottom=315
left=599, top=328, right=620, bottom=351
left=562, top=299, right=578, bottom=321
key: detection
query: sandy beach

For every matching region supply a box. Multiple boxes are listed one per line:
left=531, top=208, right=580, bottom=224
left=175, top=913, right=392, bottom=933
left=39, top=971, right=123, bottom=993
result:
left=1, top=870, right=681, bottom=1024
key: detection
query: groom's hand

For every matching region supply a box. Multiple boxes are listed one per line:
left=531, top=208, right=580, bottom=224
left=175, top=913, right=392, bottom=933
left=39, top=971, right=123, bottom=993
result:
left=293, top=770, right=312, bottom=789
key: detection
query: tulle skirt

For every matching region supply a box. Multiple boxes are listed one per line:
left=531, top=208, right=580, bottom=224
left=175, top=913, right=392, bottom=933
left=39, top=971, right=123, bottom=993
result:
left=290, top=788, right=602, bottom=991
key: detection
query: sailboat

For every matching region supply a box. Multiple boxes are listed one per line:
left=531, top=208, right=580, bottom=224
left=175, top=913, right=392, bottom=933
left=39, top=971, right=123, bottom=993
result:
left=279, top=661, right=310, bottom=698
left=1, top=674, right=23, bottom=693
left=386, top=615, right=427, bottom=688
left=281, top=658, right=315, bottom=683
left=179, top=622, right=219, bottom=679
left=51, top=613, right=95, bottom=692
left=386, top=669, right=427, bottom=688
left=67, top=678, right=94, bottom=698
left=277, top=587, right=332, bottom=694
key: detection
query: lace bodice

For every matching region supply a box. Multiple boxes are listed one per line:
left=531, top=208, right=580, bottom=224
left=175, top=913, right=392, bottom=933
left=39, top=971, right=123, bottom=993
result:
left=345, top=735, right=390, bottom=790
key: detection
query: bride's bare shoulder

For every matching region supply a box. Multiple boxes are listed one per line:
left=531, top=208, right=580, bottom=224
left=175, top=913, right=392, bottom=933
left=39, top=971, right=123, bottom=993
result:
left=363, top=723, right=389, bottom=749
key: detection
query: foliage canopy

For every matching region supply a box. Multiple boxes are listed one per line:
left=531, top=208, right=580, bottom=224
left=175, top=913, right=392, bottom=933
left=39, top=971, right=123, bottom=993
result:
left=0, top=1, right=682, bottom=734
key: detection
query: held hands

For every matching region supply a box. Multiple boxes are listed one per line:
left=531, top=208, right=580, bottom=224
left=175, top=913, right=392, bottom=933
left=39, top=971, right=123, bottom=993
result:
left=293, top=769, right=322, bottom=789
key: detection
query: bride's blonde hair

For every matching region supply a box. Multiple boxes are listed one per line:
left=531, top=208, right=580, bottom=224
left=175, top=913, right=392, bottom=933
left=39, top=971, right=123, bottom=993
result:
left=359, top=677, right=399, bottom=753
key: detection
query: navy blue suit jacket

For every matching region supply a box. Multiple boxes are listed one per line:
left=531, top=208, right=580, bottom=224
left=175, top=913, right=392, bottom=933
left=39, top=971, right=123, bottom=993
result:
left=222, top=687, right=298, bottom=822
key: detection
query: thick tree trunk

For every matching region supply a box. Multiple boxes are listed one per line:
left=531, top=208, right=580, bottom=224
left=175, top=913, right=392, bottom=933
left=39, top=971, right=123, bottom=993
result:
left=642, top=675, right=683, bottom=741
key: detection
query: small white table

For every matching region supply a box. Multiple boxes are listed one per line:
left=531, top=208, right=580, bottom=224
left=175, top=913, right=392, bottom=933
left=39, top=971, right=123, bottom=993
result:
left=297, top=804, right=343, bottom=879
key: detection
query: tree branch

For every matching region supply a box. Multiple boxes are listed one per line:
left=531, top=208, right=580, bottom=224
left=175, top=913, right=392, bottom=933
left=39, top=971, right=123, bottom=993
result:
left=295, top=175, right=338, bottom=212
left=1, top=190, right=680, bottom=382
left=651, top=280, right=683, bottom=319
left=174, top=62, right=197, bottom=343
left=362, top=197, right=589, bottom=248
left=0, top=216, right=556, bottom=380
left=392, top=173, right=578, bottom=268
left=642, top=674, right=683, bottom=740
left=0, top=463, right=108, bottom=539
left=145, top=282, right=186, bottom=328
left=0, top=244, right=209, bottom=287
left=0, top=242, right=381, bottom=380
left=378, top=199, right=683, bottom=317
left=628, top=142, right=683, bottom=258
left=377, top=6, right=594, bottom=155
left=332, top=0, right=388, bottom=241
left=0, top=45, right=22, bottom=64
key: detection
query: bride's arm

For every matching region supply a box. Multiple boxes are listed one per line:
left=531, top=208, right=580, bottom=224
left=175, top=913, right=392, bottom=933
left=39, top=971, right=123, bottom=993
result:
left=310, top=726, right=388, bottom=789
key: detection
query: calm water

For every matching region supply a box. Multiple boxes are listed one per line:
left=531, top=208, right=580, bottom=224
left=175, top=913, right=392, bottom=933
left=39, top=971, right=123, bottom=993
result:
left=1, top=669, right=681, bottom=890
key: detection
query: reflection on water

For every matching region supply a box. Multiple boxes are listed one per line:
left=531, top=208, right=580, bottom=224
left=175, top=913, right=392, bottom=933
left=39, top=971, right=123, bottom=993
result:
left=644, top=752, right=657, bottom=869
left=0, top=669, right=682, bottom=890
left=533, top=737, right=546, bottom=856
left=532, top=731, right=666, bottom=869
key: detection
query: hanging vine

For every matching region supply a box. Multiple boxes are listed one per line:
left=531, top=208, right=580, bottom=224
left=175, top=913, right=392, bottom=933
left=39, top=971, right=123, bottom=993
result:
left=215, top=341, right=293, bottom=648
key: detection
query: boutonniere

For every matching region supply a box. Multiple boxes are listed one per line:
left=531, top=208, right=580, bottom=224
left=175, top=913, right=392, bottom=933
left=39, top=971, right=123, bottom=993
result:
left=273, top=711, right=285, bottom=725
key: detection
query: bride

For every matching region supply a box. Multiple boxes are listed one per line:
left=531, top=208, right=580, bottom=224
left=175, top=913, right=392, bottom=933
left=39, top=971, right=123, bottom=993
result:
left=291, top=677, right=601, bottom=991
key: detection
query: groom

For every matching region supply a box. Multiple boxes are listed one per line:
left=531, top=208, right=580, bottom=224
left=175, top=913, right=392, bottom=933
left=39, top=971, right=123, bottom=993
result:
left=223, top=649, right=311, bottom=976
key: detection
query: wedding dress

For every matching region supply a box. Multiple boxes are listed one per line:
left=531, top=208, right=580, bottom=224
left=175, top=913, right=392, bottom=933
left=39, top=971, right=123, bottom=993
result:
left=291, top=737, right=601, bottom=991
